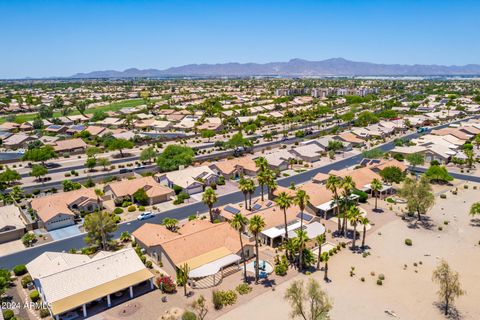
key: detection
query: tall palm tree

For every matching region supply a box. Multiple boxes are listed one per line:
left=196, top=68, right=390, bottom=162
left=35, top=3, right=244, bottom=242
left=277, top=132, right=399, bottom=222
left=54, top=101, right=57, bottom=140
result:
left=326, top=175, right=342, bottom=231
left=295, top=229, right=309, bottom=272
left=347, top=205, right=362, bottom=250
left=315, top=234, right=325, bottom=270
left=322, top=252, right=330, bottom=281
left=245, top=178, right=256, bottom=210
left=294, top=189, right=309, bottom=269
left=202, top=187, right=217, bottom=222
left=266, top=171, right=278, bottom=199
left=230, top=213, right=249, bottom=283
left=255, top=157, right=269, bottom=201
left=276, top=191, right=293, bottom=242
left=360, top=217, right=369, bottom=250
left=238, top=177, right=250, bottom=209
left=370, top=178, right=383, bottom=211
left=341, top=176, right=356, bottom=237
left=249, top=215, right=266, bottom=284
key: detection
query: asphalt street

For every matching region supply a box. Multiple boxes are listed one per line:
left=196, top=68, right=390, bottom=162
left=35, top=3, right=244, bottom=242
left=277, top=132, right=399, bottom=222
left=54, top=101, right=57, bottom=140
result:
left=0, top=116, right=475, bottom=269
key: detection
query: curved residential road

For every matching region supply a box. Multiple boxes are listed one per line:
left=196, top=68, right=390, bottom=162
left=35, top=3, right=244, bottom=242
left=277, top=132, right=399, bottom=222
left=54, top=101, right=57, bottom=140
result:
left=0, top=117, right=475, bottom=269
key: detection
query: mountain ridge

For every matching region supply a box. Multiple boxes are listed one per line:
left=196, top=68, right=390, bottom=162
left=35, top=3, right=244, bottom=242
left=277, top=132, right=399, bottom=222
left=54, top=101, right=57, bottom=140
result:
left=70, top=58, right=480, bottom=78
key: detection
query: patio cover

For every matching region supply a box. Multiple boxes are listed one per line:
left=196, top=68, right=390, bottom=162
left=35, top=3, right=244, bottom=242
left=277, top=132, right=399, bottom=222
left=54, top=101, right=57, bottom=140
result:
left=262, top=221, right=302, bottom=239
left=288, top=221, right=326, bottom=239
left=189, top=254, right=241, bottom=278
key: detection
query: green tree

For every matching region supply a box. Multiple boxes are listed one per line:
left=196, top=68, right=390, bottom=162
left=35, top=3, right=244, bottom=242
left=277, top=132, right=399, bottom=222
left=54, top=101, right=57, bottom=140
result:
left=38, top=104, right=53, bottom=119
left=361, top=148, right=384, bottom=159
left=370, top=178, right=383, bottom=211
left=32, top=117, right=44, bottom=130
left=379, top=166, right=405, bottom=184
left=399, top=176, right=435, bottom=221
left=341, top=176, right=356, bottom=236
left=105, top=138, right=134, bottom=157
left=190, top=295, right=208, bottom=320
left=22, top=145, right=57, bottom=165
left=276, top=191, right=293, bottom=242
left=98, top=158, right=111, bottom=171
left=255, top=157, right=269, bottom=201
left=84, top=211, right=118, bottom=250
left=133, top=188, right=150, bottom=205
left=156, top=144, right=195, bottom=172
left=248, top=215, right=266, bottom=284
left=140, top=146, right=157, bottom=163
left=202, top=187, right=217, bottom=222
left=406, top=153, right=425, bottom=172
left=326, top=175, right=342, bottom=230
left=360, top=217, right=369, bottom=249
left=432, top=260, right=465, bottom=316
left=30, top=164, right=48, bottom=181
left=284, top=278, right=332, bottom=320
left=0, top=167, right=21, bottom=186
left=294, top=189, right=309, bottom=270
left=63, top=179, right=81, bottom=192
left=315, top=234, right=325, bottom=270
left=225, top=132, right=252, bottom=150
left=469, top=202, right=480, bottom=217
left=76, top=100, right=88, bottom=116
left=85, top=157, right=97, bottom=172
left=230, top=213, right=249, bottom=282
left=424, top=165, right=453, bottom=183
left=51, top=95, right=64, bottom=110
left=200, top=129, right=216, bottom=142
left=86, top=146, right=102, bottom=158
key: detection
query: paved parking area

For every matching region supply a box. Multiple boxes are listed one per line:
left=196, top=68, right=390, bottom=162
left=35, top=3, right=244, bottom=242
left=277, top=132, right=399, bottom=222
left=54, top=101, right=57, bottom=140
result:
left=48, top=225, right=82, bottom=241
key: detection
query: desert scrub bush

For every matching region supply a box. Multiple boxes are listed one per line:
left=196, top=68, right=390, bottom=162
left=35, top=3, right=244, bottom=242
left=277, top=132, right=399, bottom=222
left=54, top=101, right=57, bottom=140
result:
left=113, top=207, right=124, bottom=214
left=235, top=283, right=252, bottom=295
left=404, top=238, right=413, bottom=246
left=127, top=205, right=136, bottom=212
left=440, top=194, right=447, bottom=199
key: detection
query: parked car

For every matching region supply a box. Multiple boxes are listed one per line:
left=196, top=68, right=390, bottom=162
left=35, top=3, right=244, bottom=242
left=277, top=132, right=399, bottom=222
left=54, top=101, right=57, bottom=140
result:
left=137, top=211, right=154, bottom=221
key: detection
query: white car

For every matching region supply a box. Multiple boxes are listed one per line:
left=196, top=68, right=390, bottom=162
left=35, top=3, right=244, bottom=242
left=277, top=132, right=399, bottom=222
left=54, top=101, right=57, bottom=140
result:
left=137, top=212, right=154, bottom=221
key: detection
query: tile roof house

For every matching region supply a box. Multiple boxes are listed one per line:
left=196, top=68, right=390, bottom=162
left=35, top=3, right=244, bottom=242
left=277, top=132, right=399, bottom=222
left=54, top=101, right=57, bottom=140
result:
left=335, top=132, right=365, bottom=146
left=289, top=144, right=324, bottom=162
left=156, top=165, right=218, bottom=195
left=30, top=188, right=100, bottom=231
left=104, top=176, right=174, bottom=205
left=50, top=138, right=87, bottom=154
left=2, top=133, right=37, bottom=149
left=0, top=205, right=26, bottom=244
left=209, top=156, right=259, bottom=179
left=132, top=220, right=252, bottom=281
left=26, top=248, right=154, bottom=319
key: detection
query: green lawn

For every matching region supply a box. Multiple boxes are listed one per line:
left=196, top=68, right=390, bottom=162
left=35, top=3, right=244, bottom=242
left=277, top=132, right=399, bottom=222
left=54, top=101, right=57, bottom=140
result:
left=0, top=99, right=149, bottom=124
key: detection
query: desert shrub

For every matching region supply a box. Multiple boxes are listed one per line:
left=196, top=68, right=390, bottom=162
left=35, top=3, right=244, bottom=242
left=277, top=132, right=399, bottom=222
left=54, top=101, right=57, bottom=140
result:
left=156, top=275, right=176, bottom=293
left=440, top=194, right=447, bottom=199
left=404, top=239, right=413, bottom=246
left=113, top=207, right=124, bottom=214
left=138, top=206, right=145, bottom=211
left=361, top=277, right=365, bottom=282
left=352, top=189, right=368, bottom=203
left=13, top=264, right=27, bottom=276
left=39, top=308, right=50, bottom=318
left=274, top=263, right=287, bottom=276
left=21, top=275, right=32, bottom=288
left=182, top=311, right=197, bottom=320
left=2, top=310, right=14, bottom=320
left=30, top=290, right=40, bottom=302
left=235, top=283, right=252, bottom=295
left=212, top=290, right=237, bottom=309
left=378, top=274, right=385, bottom=281
left=145, top=261, right=153, bottom=269
left=386, top=197, right=395, bottom=203
left=128, top=205, right=136, bottom=212
left=377, top=279, right=383, bottom=286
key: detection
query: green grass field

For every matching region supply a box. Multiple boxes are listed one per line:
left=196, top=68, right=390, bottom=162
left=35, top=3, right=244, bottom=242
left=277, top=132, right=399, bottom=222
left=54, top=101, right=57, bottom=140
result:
left=0, top=99, right=148, bottom=124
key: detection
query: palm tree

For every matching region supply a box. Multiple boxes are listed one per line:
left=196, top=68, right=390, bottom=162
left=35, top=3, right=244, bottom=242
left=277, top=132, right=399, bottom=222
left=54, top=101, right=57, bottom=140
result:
left=239, top=177, right=250, bottom=209
left=326, top=175, right=342, bottom=231
left=257, top=171, right=268, bottom=201
left=245, top=178, right=256, bottom=210
left=294, top=189, right=309, bottom=270
left=322, top=252, right=330, bottom=281
left=315, top=234, right=325, bottom=270
left=276, top=191, right=293, bottom=242
left=347, top=205, right=362, bottom=250
left=341, top=176, right=356, bottom=237
left=266, top=171, right=278, bottom=199
left=249, top=215, right=266, bottom=284
left=370, top=178, right=382, bottom=211
left=295, top=229, right=309, bottom=272
left=230, top=213, right=249, bottom=283
left=202, top=187, right=217, bottom=222
left=360, top=217, right=369, bottom=250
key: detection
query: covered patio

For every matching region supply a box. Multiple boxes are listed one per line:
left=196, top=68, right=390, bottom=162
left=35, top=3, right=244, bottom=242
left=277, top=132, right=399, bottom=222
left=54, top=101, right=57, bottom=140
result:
left=188, top=252, right=242, bottom=289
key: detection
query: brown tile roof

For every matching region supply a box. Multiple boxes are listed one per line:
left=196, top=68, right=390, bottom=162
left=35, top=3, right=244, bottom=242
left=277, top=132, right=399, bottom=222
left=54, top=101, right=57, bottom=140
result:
left=52, top=138, right=87, bottom=152
left=337, top=132, right=365, bottom=144
left=106, top=176, right=174, bottom=199
left=31, top=188, right=97, bottom=223
left=211, top=157, right=259, bottom=175
left=132, top=223, right=177, bottom=247
left=328, top=167, right=381, bottom=189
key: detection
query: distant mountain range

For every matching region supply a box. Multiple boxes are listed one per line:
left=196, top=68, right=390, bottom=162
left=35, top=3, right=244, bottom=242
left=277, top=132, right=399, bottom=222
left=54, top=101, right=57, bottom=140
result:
left=70, top=58, right=480, bottom=78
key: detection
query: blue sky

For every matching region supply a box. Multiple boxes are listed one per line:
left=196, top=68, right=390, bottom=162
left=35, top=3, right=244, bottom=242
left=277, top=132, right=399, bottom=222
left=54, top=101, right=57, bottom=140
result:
left=0, top=0, right=479, bottom=78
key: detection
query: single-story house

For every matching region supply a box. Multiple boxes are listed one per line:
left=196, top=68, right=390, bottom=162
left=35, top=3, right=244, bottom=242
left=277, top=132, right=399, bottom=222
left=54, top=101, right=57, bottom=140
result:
left=209, top=156, right=259, bottom=179
left=2, top=133, right=37, bottom=149
left=26, top=248, right=154, bottom=320
left=0, top=205, right=26, bottom=244
left=156, top=166, right=218, bottom=195
left=289, top=144, right=323, bottom=162
left=30, top=188, right=100, bottom=231
left=104, top=176, right=174, bottom=205
left=51, top=138, right=87, bottom=154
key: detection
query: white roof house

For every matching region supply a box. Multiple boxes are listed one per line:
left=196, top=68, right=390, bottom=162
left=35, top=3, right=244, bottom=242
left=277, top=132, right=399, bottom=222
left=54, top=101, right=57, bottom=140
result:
left=27, top=248, right=154, bottom=318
